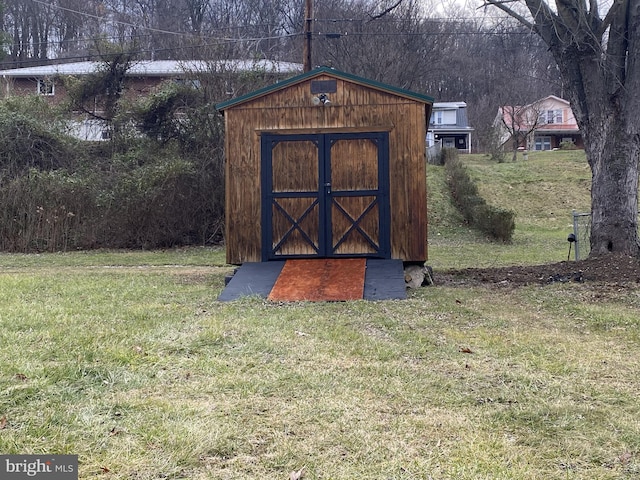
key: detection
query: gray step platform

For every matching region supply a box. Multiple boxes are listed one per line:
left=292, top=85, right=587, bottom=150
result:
left=218, top=259, right=406, bottom=301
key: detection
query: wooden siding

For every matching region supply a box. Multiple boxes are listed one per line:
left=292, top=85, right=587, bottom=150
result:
left=224, top=73, right=428, bottom=264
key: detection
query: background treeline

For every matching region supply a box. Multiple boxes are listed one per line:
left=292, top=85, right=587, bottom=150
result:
left=0, top=0, right=564, bottom=152
left=0, top=0, right=564, bottom=252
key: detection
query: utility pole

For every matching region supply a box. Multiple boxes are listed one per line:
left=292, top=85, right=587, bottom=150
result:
left=303, top=0, right=313, bottom=72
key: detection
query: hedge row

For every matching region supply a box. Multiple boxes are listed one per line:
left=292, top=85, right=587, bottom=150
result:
left=444, top=149, right=516, bottom=242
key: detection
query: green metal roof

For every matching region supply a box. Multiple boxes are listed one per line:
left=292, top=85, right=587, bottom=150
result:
left=215, top=66, right=434, bottom=111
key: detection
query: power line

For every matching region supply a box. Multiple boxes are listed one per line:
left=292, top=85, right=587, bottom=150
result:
left=26, top=0, right=532, bottom=41
left=313, top=15, right=517, bottom=22
left=2, top=27, right=538, bottom=53
left=28, top=0, right=295, bottom=41
left=4, top=1, right=544, bottom=66
left=0, top=35, right=302, bottom=68
left=30, top=0, right=191, bottom=37
left=314, top=30, right=539, bottom=37
left=2, top=31, right=299, bottom=51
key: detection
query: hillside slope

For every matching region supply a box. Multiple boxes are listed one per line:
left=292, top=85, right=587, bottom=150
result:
left=427, top=150, right=640, bottom=285
left=427, top=150, right=591, bottom=269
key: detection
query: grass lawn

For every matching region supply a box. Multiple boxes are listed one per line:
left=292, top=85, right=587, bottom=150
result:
left=1, top=151, right=639, bottom=479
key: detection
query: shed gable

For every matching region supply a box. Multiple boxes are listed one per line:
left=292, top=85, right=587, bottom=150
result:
left=216, top=67, right=434, bottom=114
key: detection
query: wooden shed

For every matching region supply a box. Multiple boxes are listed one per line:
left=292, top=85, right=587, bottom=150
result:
left=216, top=67, right=433, bottom=265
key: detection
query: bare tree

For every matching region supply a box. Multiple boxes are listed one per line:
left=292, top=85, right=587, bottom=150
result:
left=184, top=0, right=208, bottom=35
left=4, top=0, right=53, bottom=64
left=309, top=0, right=451, bottom=90
left=443, top=18, right=559, bottom=153
left=52, top=0, right=103, bottom=58
left=482, top=0, right=640, bottom=257
left=495, top=100, right=545, bottom=161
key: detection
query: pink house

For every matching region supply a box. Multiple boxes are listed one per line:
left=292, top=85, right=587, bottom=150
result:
left=495, top=95, right=583, bottom=151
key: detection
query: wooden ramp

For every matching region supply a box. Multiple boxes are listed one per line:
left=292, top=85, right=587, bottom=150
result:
left=218, top=259, right=406, bottom=302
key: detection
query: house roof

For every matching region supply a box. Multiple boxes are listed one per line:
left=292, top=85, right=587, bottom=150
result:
left=0, top=59, right=303, bottom=78
left=495, top=105, right=524, bottom=128
left=429, top=101, right=473, bottom=131
left=215, top=66, right=434, bottom=112
left=542, top=95, right=570, bottom=106
left=536, top=124, right=580, bottom=134
left=433, top=101, right=467, bottom=109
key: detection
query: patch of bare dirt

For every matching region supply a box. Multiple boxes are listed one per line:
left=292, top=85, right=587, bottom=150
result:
left=436, top=253, right=640, bottom=287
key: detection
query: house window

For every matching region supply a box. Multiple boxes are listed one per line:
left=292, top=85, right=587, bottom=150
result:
left=545, top=109, right=562, bottom=124
left=442, top=110, right=456, bottom=125
left=535, top=136, right=552, bottom=150
left=37, top=78, right=54, bottom=96
left=430, top=110, right=456, bottom=125
left=538, top=110, right=562, bottom=124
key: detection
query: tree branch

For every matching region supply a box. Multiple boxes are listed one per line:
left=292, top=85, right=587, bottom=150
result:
left=368, top=0, right=405, bottom=22
left=598, top=0, right=626, bottom=37
left=480, top=0, right=534, bottom=30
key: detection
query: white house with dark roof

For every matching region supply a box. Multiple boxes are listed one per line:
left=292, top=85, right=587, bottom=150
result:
left=427, top=101, right=473, bottom=153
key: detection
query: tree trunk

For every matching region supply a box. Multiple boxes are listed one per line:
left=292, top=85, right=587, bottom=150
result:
left=483, top=0, right=640, bottom=258
left=552, top=40, right=640, bottom=258
left=585, top=117, right=640, bottom=256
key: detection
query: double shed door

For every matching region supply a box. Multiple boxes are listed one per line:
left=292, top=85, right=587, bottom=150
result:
left=261, top=132, right=390, bottom=261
